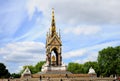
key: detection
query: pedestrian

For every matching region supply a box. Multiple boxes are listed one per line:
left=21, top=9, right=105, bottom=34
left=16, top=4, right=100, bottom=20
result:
left=40, top=75, right=42, bottom=81
left=8, top=78, right=10, bottom=81
left=60, top=78, right=63, bottom=81
left=66, top=74, right=68, bottom=78
left=47, top=77, right=50, bottom=81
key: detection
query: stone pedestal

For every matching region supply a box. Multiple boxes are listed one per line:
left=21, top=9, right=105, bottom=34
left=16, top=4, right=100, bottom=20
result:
left=51, top=61, right=56, bottom=66
left=41, top=62, right=67, bottom=72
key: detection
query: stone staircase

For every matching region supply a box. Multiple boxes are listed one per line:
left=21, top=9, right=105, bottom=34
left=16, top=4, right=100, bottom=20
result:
left=0, top=77, right=115, bottom=81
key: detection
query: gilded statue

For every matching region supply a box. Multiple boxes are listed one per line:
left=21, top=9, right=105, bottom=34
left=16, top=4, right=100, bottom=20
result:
left=51, top=55, right=56, bottom=61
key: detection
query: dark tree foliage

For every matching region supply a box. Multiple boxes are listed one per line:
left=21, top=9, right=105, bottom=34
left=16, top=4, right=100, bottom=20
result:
left=98, top=46, right=120, bottom=77
left=0, top=63, right=10, bottom=78
left=11, top=73, right=21, bottom=78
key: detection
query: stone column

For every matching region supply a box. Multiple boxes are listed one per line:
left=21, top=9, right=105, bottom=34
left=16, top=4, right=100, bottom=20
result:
left=58, top=54, right=61, bottom=66
left=60, top=56, right=62, bottom=65
left=47, top=53, right=51, bottom=66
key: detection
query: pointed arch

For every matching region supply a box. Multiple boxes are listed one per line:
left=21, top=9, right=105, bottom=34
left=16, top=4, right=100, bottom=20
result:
left=50, top=47, right=59, bottom=66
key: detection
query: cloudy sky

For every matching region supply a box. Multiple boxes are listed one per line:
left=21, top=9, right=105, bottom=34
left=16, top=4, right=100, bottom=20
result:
left=0, top=0, right=120, bottom=73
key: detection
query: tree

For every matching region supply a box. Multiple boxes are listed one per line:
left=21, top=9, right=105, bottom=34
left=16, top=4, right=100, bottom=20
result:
left=0, top=63, right=10, bottom=78
left=20, top=65, right=36, bottom=74
left=11, top=73, right=21, bottom=78
left=98, top=46, right=120, bottom=77
left=20, top=61, right=45, bottom=74
left=83, top=61, right=98, bottom=74
left=67, top=62, right=83, bottom=74
left=67, top=62, right=98, bottom=74
left=35, top=61, right=45, bottom=72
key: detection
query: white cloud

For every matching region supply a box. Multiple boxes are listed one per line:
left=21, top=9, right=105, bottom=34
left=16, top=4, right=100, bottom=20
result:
left=63, top=49, right=86, bottom=59
left=26, top=0, right=50, bottom=20
left=63, top=25, right=101, bottom=35
left=26, top=0, right=120, bottom=24
left=63, top=40, right=120, bottom=63
left=74, top=52, right=98, bottom=64
left=1, top=42, right=45, bottom=62
left=0, top=42, right=45, bottom=73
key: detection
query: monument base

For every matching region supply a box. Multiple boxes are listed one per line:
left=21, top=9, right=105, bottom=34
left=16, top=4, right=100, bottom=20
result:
left=38, top=70, right=72, bottom=74
left=39, top=63, right=71, bottom=74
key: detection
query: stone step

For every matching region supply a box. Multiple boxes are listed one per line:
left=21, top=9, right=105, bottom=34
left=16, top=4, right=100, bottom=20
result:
left=39, top=71, right=72, bottom=74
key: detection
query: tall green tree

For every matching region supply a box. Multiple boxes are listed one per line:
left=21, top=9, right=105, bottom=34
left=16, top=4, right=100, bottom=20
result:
left=0, top=63, right=10, bottom=78
left=98, top=46, right=120, bottom=77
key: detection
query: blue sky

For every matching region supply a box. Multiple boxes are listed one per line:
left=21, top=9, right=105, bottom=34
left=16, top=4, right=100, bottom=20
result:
left=0, top=0, right=120, bottom=73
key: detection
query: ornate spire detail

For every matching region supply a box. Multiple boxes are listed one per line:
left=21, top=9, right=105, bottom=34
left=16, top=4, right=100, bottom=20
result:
left=45, top=9, right=63, bottom=67
left=51, top=8, right=56, bottom=37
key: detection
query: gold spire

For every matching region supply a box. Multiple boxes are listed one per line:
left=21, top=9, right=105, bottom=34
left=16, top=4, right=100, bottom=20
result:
left=51, top=8, right=56, bottom=37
